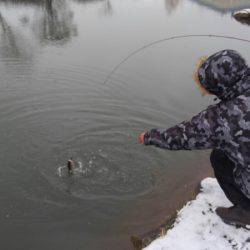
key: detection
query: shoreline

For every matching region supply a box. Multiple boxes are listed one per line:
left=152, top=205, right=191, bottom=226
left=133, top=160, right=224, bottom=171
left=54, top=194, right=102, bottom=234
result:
left=130, top=154, right=213, bottom=250
left=141, top=178, right=250, bottom=250
left=130, top=179, right=203, bottom=250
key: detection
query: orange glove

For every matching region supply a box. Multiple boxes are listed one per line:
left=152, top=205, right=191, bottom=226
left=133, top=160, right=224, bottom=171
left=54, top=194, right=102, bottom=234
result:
left=138, top=132, right=146, bottom=144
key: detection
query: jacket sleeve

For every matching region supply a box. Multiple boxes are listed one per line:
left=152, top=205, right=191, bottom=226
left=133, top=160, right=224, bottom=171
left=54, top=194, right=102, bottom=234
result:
left=144, top=104, right=221, bottom=150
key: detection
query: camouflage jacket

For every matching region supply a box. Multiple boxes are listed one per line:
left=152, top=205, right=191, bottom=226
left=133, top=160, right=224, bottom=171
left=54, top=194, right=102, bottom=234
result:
left=144, top=50, right=250, bottom=199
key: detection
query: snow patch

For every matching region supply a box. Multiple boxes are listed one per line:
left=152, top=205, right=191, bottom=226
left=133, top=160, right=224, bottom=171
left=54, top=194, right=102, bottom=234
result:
left=234, top=9, right=250, bottom=15
left=144, top=178, right=250, bottom=250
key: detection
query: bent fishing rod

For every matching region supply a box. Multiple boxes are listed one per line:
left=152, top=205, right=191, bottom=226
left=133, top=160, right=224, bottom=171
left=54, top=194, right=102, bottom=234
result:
left=103, top=34, right=250, bottom=84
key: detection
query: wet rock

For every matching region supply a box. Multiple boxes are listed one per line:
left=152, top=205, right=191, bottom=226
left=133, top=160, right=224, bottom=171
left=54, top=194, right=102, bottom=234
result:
left=233, top=9, right=250, bottom=25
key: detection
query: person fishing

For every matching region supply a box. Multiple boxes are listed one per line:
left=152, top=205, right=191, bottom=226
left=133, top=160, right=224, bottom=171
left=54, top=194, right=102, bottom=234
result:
left=139, top=50, right=250, bottom=228
left=67, top=157, right=75, bottom=175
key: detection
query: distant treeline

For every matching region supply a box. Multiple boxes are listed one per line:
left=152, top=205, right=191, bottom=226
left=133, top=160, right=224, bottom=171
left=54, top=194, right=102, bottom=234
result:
left=0, top=0, right=104, bottom=5
left=0, top=0, right=44, bottom=5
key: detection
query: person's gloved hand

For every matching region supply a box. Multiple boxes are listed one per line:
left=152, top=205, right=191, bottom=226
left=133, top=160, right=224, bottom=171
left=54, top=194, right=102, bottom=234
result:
left=138, top=132, right=146, bottom=144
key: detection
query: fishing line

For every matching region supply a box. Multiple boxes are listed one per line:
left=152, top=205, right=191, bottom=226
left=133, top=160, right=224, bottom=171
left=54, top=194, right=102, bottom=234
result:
left=103, top=34, right=250, bottom=84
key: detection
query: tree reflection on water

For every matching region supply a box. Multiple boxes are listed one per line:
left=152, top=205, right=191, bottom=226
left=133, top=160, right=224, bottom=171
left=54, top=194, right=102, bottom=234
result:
left=0, top=0, right=78, bottom=49
left=164, top=0, right=182, bottom=14
left=101, top=0, right=112, bottom=16
left=37, top=0, right=77, bottom=45
left=0, top=12, right=24, bottom=59
left=73, top=0, right=113, bottom=16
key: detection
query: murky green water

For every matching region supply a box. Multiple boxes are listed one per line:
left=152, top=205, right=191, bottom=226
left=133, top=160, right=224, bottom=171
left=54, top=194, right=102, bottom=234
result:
left=0, top=0, right=250, bottom=249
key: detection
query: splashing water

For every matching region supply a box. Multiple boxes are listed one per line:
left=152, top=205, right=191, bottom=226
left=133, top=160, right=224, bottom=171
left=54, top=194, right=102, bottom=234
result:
left=57, top=161, right=87, bottom=177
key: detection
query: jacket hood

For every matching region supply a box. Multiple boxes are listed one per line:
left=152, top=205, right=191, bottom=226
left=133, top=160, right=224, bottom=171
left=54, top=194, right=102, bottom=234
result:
left=198, top=50, right=250, bottom=100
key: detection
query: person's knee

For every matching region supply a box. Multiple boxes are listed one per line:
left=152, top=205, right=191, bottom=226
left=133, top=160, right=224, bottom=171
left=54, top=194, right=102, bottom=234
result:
left=210, top=150, right=221, bottom=168
left=210, top=149, right=236, bottom=182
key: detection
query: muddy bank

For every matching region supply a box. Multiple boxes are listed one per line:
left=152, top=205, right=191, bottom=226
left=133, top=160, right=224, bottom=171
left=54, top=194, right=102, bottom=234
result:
left=128, top=152, right=213, bottom=250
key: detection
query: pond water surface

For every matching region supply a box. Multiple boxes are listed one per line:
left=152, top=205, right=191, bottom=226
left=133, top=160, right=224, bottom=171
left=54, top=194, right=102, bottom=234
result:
left=1, top=0, right=250, bottom=249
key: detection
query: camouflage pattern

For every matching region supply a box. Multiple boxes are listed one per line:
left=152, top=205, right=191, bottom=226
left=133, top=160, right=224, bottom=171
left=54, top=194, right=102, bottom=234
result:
left=144, top=50, right=250, bottom=199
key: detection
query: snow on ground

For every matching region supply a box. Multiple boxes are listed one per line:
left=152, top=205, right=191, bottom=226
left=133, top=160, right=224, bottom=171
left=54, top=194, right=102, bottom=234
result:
left=144, top=178, right=250, bottom=250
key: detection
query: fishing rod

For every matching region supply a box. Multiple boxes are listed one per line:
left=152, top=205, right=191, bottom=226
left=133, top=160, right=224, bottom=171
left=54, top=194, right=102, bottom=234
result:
left=103, top=34, right=250, bottom=84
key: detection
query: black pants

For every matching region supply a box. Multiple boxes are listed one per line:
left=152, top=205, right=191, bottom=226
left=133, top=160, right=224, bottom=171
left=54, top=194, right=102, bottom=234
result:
left=210, top=149, right=250, bottom=210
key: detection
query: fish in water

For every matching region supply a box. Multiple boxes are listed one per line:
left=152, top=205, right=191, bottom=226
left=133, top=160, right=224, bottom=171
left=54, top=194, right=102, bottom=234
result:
left=67, top=157, right=75, bottom=175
